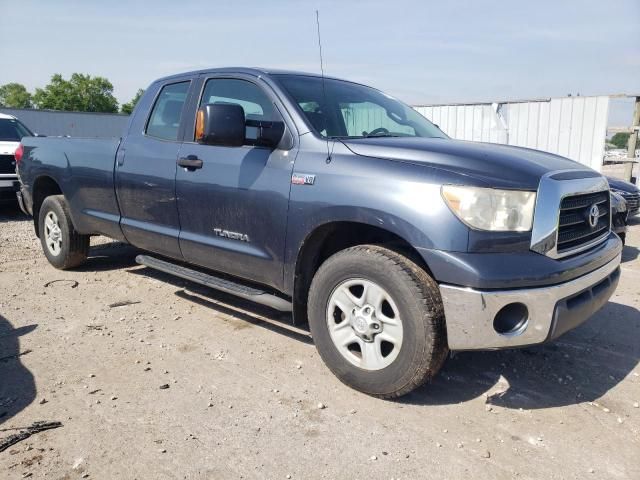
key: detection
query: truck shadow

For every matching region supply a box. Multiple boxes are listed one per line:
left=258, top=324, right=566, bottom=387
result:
left=621, top=243, right=639, bottom=263
left=75, top=241, right=141, bottom=272
left=0, top=203, right=29, bottom=224
left=404, top=301, right=639, bottom=409
left=69, top=242, right=639, bottom=410
left=128, top=266, right=312, bottom=345
left=0, top=315, right=37, bottom=425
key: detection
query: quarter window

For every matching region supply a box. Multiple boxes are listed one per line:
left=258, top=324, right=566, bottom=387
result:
left=146, top=81, right=190, bottom=141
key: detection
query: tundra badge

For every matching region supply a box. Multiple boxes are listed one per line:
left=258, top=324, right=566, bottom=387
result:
left=213, top=228, right=250, bottom=242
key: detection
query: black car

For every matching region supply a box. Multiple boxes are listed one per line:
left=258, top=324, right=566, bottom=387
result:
left=611, top=191, right=628, bottom=244
left=607, top=176, right=639, bottom=217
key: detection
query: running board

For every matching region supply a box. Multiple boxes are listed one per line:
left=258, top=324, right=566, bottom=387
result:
left=135, top=255, right=292, bottom=312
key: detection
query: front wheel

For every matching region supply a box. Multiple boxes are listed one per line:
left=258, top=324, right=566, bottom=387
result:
left=38, top=195, right=89, bottom=269
left=307, top=245, right=448, bottom=398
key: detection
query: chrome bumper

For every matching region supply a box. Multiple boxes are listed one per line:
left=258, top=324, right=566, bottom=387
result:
left=0, top=178, right=17, bottom=189
left=439, top=253, right=621, bottom=350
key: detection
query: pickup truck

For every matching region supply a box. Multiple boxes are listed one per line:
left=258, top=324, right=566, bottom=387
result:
left=0, top=113, right=33, bottom=204
left=16, top=68, right=623, bottom=398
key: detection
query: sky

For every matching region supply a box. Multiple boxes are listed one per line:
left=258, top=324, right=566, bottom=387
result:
left=0, top=0, right=638, bottom=125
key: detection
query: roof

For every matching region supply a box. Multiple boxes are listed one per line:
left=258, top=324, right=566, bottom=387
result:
left=153, top=67, right=350, bottom=84
left=0, top=112, right=16, bottom=120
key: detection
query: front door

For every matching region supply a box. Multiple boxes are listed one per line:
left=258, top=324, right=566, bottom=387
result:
left=116, top=80, right=191, bottom=258
left=176, top=76, right=296, bottom=289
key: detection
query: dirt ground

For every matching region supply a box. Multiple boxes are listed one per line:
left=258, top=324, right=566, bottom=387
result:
left=1, top=203, right=638, bottom=480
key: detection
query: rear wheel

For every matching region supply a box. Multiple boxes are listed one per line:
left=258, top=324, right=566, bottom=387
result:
left=38, top=195, right=89, bottom=269
left=308, top=245, right=448, bottom=398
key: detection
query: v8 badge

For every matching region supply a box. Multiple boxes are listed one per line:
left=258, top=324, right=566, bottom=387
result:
left=291, top=173, right=316, bottom=185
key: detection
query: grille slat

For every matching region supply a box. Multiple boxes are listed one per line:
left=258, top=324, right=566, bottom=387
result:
left=559, top=206, right=608, bottom=227
left=557, top=191, right=610, bottom=254
left=621, top=193, right=639, bottom=214
left=0, top=154, right=16, bottom=175
left=560, top=193, right=608, bottom=211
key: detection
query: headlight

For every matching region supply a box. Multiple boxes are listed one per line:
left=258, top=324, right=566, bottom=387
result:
left=441, top=185, right=536, bottom=231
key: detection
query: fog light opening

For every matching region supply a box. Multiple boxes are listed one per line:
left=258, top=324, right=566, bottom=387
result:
left=493, top=302, right=529, bottom=336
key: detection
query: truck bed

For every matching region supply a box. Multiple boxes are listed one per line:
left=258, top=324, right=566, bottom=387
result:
left=19, top=136, right=124, bottom=240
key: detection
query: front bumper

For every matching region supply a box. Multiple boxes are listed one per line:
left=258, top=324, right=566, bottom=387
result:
left=0, top=175, right=19, bottom=203
left=440, top=253, right=621, bottom=350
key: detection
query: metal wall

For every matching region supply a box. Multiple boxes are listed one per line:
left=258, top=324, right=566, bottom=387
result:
left=0, top=108, right=129, bottom=138
left=414, top=96, right=610, bottom=171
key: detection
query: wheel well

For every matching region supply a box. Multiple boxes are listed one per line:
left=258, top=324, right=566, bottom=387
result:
left=293, top=222, right=431, bottom=323
left=32, top=176, right=62, bottom=237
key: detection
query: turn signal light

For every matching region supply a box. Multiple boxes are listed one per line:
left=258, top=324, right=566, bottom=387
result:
left=14, top=143, right=24, bottom=166
left=195, top=109, right=204, bottom=141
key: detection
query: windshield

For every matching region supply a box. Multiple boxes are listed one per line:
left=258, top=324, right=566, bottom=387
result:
left=275, top=74, right=447, bottom=140
left=0, top=118, right=33, bottom=142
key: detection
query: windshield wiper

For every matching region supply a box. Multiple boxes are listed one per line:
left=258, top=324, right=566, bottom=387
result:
left=327, top=134, right=402, bottom=140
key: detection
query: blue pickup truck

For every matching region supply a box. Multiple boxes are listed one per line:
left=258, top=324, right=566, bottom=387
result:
left=15, top=68, right=622, bottom=398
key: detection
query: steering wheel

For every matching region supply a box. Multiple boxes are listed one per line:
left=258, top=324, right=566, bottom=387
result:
left=365, top=127, right=390, bottom=137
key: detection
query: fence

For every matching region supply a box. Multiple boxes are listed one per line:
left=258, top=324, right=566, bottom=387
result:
left=413, top=96, right=610, bottom=172
left=0, top=107, right=129, bottom=138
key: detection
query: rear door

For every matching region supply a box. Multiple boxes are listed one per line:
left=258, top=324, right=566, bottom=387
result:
left=115, top=79, right=192, bottom=258
left=175, top=74, right=297, bottom=289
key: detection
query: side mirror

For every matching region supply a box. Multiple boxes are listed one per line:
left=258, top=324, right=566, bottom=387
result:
left=246, top=119, right=286, bottom=149
left=196, top=103, right=245, bottom=147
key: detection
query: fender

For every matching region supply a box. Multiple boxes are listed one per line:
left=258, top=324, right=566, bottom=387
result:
left=282, top=140, right=477, bottom=295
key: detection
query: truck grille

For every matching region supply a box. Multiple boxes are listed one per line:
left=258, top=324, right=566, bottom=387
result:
left=0, top=154, right=16, bottom=174
left=557, top=191, right=610, bottom=254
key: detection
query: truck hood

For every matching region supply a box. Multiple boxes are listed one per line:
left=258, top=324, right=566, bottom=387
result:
left=0, top=141, right=19, bottom=156
left=342, top=137, right=588, bottom=190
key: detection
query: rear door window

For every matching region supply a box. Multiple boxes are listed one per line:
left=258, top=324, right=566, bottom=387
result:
left=146, top=81, right=190, bottom=141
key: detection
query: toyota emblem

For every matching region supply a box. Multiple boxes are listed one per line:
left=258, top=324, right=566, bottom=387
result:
left=587, top=204, right=599, bottom=228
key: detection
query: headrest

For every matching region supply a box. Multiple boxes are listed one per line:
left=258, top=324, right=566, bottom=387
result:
left=161, top=100, right=183, bottom=125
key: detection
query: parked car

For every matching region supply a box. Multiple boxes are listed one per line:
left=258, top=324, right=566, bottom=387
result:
left=16, top=68, right=622, bottom=398
left=0, top=113, right=33, bottom=205
left=607, top=176, right=639, bottom=217
left=611, top=191, right=628, bottom=244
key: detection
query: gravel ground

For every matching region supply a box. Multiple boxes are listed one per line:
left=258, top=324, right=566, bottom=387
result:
left=1, top=203, right=639, bottom=480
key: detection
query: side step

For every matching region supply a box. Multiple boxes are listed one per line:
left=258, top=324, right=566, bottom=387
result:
left=135, top=255, right=292, bottom=312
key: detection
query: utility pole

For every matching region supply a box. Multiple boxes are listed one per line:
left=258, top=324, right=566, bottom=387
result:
left=626, top=96, right=640, bottom=183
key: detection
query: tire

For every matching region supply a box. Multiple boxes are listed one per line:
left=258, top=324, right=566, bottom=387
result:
left=307, top=244, right=448, bottom=399
left=38, top=195, right=89, bottom=269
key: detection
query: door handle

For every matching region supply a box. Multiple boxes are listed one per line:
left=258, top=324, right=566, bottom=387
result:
left=178, top=155, right=203, bottom=170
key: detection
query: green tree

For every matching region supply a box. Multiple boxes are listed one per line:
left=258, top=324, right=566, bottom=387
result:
left=32, top=73, right=118, bottom=113
left=0, top=83, right=33, bottom=108
left=610, top=132, right=630, bottom=149
left=120, top=89, right=145, bottom=114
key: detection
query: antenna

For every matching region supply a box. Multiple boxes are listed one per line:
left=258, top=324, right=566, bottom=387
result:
left=315, top=10, right=332, bottom=161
